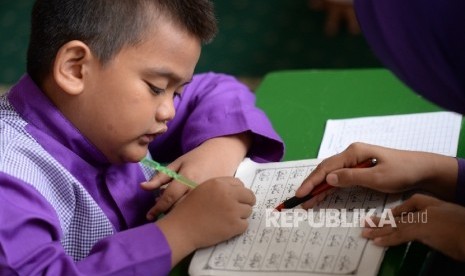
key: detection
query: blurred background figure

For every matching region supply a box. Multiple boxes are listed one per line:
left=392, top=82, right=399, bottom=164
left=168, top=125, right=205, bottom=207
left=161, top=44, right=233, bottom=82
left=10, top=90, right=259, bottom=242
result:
left=308, top=0, right=360, bottom=36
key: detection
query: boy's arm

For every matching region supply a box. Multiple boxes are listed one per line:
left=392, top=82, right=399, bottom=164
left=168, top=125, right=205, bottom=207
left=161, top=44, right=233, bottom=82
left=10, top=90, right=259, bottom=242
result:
left=144, top=73, right=284, bottom=216
left=0, top=173, right=172, bottom=275
left=148, top=72, right=284, bottom=164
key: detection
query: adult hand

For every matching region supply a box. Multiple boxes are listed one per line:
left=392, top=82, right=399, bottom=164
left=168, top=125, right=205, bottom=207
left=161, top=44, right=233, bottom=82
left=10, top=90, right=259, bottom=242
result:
left=363, top=193, right=465, bottom=261
left=296, top=143, right=457, bottom=209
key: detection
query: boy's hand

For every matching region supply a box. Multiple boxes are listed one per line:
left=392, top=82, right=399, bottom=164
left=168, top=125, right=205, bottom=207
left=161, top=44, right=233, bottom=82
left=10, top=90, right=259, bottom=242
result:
left=362, top=194, right=465, bottom=261
left=155, top=177, right=256, bottom=266
left=141, top=132, right=252, bottom=219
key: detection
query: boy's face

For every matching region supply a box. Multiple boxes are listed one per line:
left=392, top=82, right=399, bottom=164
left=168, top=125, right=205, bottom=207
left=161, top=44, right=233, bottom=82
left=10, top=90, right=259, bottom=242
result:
left=76, top=20, right=201, bottom=163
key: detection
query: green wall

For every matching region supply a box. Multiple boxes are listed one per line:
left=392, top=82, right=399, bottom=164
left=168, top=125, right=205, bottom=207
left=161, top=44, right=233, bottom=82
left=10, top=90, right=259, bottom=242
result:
left=0, top=0, right=31, bottom=84
left=196, top=0, right=381, bottom=76
left=0, top=0, right=380, bottom=85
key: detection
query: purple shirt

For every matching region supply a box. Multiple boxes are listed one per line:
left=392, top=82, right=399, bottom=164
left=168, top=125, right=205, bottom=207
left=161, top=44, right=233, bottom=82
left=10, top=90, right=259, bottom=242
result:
left=0, top=73, right=284, bottom=275
left=355, top=0, right=465, bottom=205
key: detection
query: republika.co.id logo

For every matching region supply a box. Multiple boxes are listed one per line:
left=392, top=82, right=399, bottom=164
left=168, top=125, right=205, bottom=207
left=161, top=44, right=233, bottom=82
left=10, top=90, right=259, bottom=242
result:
left=265, top=208, right=428, bottom=228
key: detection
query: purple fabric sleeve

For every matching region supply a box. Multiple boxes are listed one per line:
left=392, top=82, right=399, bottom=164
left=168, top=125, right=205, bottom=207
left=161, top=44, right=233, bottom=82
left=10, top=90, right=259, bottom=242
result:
left=354, top=0, right=465, bottom=114
left=80, top=224, right=171, bottom=275
left=0, top=172, right=171, bottom=275
left=149, top=72, right=284, bottom=163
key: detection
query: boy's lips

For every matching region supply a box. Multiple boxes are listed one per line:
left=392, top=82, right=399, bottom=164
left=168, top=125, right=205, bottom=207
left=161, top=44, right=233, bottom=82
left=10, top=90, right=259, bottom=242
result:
left=141, top=128, right=167, bottom=143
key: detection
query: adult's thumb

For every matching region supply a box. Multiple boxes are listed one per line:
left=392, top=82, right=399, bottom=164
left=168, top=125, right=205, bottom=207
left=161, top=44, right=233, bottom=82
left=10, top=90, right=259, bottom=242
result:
left=326, top=168, right=372, bottom=188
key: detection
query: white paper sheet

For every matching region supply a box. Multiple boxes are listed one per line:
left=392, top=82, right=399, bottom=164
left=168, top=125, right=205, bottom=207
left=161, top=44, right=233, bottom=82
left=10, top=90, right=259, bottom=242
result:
left=318, top=111, right=462, bottom=158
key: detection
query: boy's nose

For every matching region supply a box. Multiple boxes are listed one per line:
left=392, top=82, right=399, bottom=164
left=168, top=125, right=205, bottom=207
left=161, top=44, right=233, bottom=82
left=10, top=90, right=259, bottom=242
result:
left=156, top=98, right=176, bottom=123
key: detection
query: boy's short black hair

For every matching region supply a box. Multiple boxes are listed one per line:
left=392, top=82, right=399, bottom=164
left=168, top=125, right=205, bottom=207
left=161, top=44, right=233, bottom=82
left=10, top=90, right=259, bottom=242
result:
left=27, top=0, right=217, bottom=85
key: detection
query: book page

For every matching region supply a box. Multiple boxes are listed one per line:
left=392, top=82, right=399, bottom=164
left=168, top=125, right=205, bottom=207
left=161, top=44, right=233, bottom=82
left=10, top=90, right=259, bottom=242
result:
left=189, top=158, right=400, bottom=276
left=318, top=111, right=462, bottom=158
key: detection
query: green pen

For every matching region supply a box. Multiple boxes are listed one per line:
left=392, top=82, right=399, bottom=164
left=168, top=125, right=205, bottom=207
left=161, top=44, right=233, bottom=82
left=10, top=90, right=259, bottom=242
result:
left=140, top=157, right=198, bottom=189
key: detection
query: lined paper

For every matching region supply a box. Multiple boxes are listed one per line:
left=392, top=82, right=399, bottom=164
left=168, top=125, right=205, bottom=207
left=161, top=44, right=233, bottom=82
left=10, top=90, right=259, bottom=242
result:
left=318, top=111, right=462, bottom=158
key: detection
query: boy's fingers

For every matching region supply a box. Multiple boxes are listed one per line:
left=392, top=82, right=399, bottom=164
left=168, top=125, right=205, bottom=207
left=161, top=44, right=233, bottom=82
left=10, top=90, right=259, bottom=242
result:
left=147, top=182, right=188, bottom=218
left=236, top=187, right=256, bottom=206
left=141, top=160, right=183, bottom=190
left=237, top=203, right=254, bottom=219
left=146, top=205, right=158, bottom=221
left=140, top=172, right=172, bottom=190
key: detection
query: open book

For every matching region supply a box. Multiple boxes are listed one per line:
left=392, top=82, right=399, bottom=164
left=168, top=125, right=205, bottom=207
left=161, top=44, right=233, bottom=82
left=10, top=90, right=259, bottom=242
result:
left=189, top=158, right=401, bottom=276
left=189, top=111, right=462, bottom=276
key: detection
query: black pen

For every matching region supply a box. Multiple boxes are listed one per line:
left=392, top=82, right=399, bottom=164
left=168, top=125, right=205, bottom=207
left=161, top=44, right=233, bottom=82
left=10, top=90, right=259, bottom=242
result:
left=275, top=158, right=377, bottom=211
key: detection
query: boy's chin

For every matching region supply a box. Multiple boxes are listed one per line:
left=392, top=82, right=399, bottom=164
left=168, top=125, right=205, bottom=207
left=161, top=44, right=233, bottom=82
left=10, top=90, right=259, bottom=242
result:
left=119, top=148, right=149, bottom=164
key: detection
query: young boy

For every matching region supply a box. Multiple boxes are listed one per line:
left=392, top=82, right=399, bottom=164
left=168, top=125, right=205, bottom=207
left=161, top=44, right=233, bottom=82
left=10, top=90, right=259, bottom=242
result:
left=0, top=0, right=284, bottom=274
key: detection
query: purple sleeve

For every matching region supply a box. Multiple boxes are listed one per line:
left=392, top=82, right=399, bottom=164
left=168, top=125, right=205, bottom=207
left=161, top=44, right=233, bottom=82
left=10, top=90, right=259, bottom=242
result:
left=456, top=158, right=465, bottom=206
left=354, top=0, right=465, bottom=114
left=149, top=72, right=284, bottom=163
left=0, top=173, right=171, bottom=275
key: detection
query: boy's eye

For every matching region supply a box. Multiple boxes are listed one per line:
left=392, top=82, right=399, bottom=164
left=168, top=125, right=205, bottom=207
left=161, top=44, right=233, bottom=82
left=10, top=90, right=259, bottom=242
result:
left=173, top=85, right=187, bottom=99
left=147, top=82, right=165, bottom=95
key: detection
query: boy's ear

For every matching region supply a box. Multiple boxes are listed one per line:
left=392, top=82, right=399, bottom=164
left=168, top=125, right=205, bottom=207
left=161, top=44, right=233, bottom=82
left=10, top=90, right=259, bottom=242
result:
left=53, top=40, right=94, bottom=95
